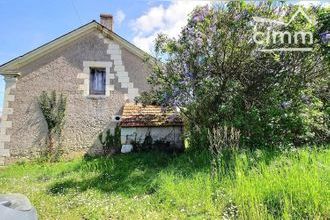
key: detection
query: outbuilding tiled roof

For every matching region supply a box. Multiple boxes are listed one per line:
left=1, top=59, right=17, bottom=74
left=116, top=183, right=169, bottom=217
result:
left=120, top=103, right=183, bottom=127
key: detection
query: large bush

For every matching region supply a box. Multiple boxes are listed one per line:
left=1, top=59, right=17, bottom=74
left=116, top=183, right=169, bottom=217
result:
left=138, top=2, right=329, bottom=148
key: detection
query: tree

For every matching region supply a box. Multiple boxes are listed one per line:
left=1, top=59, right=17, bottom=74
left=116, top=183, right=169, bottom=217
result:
left=138, top=2, right=329, bottom=148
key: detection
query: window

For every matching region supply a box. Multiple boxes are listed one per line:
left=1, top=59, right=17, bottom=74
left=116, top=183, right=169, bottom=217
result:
left=90, top=67, right=106, bottom=95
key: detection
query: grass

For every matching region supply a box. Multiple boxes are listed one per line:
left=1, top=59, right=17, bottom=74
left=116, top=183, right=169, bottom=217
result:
left=0, top=146, right=329, bottom=219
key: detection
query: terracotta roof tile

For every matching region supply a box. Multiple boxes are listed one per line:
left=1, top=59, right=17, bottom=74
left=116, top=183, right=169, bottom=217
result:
left=120, top=103, right=183, bottom=127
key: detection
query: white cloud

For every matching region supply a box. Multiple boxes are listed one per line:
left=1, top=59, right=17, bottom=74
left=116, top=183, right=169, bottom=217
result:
left=133, top=5, right=165, bottom=34
left=116, top=10, right=126, bottom=26
left=296, top=1, right=321, bottom=6
left=295, top=0, right=329, bottom=7
left=131, top=0, right=210, bottom=53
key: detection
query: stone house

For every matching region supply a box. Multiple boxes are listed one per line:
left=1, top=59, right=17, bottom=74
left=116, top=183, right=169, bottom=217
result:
left=0, top=14, right=152, bottom=165
left=120, top=103, right=183, bottom=150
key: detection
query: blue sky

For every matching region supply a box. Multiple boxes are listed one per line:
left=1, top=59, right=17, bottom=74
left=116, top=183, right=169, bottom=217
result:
left=0, top=0, right=328, bottom=112
left=0, top=0, right=168, bottom=64
left=0, top=0, right=165, bottom=110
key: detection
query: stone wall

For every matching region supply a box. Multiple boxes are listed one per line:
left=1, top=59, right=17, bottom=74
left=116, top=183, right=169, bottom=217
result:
left=2, top=30, right=151, bottom=164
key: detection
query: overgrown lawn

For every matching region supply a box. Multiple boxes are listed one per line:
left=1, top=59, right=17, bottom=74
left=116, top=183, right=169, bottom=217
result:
left=0, top=147, right=329, bottom=219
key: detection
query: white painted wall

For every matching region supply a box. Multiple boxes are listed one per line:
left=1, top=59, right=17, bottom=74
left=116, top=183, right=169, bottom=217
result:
left=121, top=126, right=183, bottom=147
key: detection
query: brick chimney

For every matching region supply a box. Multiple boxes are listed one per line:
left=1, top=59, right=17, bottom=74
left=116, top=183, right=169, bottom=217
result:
left=100, top=14, right=113, bottom=31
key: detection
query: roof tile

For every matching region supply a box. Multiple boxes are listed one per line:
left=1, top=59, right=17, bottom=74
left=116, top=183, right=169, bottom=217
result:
left=120, top=103, right=183, bottom=127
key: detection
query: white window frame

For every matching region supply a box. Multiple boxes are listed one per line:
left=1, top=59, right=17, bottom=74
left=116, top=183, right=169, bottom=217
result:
left=78, top=61, right=115, bottom=97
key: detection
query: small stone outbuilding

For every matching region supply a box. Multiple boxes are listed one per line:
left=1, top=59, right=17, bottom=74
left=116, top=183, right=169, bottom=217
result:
left=120, top=103, right=184, bottom=150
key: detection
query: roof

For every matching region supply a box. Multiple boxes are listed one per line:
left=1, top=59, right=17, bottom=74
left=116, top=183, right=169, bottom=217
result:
left=120, top=103, right=183, bottom=127
left=0, top=21, right=150, bottom=75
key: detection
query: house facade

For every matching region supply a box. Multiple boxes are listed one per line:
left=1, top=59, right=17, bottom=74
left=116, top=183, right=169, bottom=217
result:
left=0, top=15, right=152, bottom=165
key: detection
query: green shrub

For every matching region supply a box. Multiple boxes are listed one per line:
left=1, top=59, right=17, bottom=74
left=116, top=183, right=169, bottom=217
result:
left=38, top=90, right=67, bottom=161
left=130, top=132, right=153, bottom=152
left=98, top=124, right=121, bottom=155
